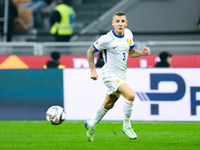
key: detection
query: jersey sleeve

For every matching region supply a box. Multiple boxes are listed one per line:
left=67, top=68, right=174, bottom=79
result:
left=130, top=40, right=135, bottom=48
left=127, top=29, right=134, bottom=48
left=93, top=35, right=107, bottom=52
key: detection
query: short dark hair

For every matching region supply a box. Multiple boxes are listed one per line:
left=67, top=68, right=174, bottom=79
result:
left=113, top=12, right=126, bottom=17
left=51, top=51, right=60, bottom=60
left=159, top=51, right=172, bottom=60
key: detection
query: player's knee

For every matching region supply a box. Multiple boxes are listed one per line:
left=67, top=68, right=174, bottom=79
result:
left=126, top=93, right=135, bottom=101
left=104, top=102, right=114, bottom=109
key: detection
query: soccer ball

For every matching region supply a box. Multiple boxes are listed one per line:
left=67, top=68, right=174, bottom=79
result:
left=46, top=106, right=66, bottom=125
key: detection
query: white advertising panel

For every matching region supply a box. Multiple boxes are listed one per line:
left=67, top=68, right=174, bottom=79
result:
left=63, top=68, right=200, bottom=121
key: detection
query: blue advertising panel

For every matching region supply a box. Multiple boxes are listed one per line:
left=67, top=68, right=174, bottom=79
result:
left=0, top=69, right=63, bottom=120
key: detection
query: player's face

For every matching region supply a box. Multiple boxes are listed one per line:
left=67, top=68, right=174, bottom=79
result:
left=112, top=15, right=127, bottom=36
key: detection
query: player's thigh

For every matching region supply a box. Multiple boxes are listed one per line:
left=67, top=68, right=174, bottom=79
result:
left=117, top=83, right=135, bottom=101
left=103, top=94, right=119, bottom=109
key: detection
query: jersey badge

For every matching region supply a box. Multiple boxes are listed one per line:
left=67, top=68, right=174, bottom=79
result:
left=127, top=39, right=132, bottom=46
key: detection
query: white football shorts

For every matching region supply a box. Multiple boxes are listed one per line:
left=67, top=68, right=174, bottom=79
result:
left=101, top=66, right=125, bottom=98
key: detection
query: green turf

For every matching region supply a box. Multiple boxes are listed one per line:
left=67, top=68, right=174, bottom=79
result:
left=0, top=121, right=199, bottom=150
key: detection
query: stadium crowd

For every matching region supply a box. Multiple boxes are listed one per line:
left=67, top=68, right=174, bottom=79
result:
left=0, top=0, right=76, bottom=42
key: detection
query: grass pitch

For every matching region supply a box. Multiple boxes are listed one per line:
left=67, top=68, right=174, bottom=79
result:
left=0, top=121, right=199, bottom=150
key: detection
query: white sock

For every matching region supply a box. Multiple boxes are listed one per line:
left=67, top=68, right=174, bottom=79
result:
left=90, top=104, right=109, bottom=129
left=123, top=99, right=134, bottom=128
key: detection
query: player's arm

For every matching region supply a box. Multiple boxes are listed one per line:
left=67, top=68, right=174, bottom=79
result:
left=87, top=45, right=98, bottom=80
left=128, top=47, right=150, bottom=58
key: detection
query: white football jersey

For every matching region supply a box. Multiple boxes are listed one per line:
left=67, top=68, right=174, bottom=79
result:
left=93, top=28, right=134, bottom=79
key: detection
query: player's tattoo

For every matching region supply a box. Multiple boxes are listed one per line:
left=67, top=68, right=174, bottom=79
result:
left=129, top=48, right=142, bottom=58
left=87, top=46, right=97, bottom=70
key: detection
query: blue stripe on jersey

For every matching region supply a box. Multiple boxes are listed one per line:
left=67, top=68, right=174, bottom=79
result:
left=130, top=45, right=135, bottom=48
left=112, top=28, right=125, bottom=38
left=103, top=49, right=107, bottom=63
left=93, top=45, right=99, bottom=51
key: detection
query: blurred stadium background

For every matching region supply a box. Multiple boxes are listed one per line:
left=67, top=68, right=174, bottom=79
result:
left=0, top=0, right=200, bottom=121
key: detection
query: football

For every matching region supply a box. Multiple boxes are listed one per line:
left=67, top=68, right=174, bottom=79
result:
left=46, top=106, right=66, bottom=125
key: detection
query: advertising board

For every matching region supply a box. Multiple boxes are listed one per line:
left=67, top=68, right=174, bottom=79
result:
left=64, top=68, right=200, bottom=121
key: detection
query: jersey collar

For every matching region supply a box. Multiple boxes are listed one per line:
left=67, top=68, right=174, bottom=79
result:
left=112, top=28, right=125, bottom=38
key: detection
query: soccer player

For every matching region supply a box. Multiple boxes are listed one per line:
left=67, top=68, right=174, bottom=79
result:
left=84, top=11, right=150, bottom=142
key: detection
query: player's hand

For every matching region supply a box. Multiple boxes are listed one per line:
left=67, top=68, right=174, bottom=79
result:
left=142, top=47, right=150, bottom=56
left=91, top=69, right=98, bottom=80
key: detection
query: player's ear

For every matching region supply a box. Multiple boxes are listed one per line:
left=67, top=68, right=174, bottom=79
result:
left=112, top=20, right=114, bottom=27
